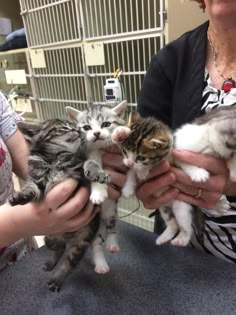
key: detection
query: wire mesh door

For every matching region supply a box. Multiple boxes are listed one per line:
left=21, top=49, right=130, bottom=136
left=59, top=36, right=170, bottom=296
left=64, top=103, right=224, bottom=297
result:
left=20, top=0, right=166, bottom=230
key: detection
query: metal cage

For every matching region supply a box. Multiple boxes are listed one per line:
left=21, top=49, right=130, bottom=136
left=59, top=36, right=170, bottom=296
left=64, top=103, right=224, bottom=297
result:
left=19, top=0, right=166, bottom=230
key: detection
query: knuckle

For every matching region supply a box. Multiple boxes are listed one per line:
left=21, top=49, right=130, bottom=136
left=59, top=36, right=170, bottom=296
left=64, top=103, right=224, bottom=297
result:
left=143, top=200, right=155, bottom=209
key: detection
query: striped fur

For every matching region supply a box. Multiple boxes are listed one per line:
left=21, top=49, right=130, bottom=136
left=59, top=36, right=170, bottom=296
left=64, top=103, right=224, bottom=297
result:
left=9, top=118, right=109, bottom=292
left=66, top=101, right=128, bottom=276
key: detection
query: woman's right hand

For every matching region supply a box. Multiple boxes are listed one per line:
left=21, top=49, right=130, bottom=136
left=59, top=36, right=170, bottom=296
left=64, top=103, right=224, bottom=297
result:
left=21, top=179, right=98, bottom=236
left=135, top=161, right=179, bottom=210
left=0, top=179, right=98, bottom=247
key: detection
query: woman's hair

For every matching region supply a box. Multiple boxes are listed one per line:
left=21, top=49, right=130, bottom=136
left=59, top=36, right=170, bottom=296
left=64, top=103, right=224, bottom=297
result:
left=193, top=0, right=206, bottom=11
left=181, top=0, right=205, bottom=11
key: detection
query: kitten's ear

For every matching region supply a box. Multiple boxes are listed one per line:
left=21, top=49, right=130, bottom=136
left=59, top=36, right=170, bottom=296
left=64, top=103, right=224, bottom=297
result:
left=128, top=111, right=141, bottom=127
left=143, top=138, right=166, bottom=150
left=112, top=100, right=128, bottom=118
left=17, top=121, right=41, bottom=145
left=66, top=106, right=81, bottom=122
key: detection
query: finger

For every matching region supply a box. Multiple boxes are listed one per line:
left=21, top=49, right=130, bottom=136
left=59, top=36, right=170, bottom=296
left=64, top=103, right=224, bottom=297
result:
left=107, top=184, right=122, bottom=200
left=172, top=181, right=201, bottom=196
left=171, top=167, right=227, bottom=193
left=136, top=172, right=176, bottom=200
left=62, top=202, right=98, bottom=232
left=145, top=161, right=170, bottom=180
left=54, top=202, right=97, bottom=233
left=105, top=169, right=127, bottom=199
left=102, top=144, right=121, bottom=154
left=103, top=153, right=127, bottom=173
left=45, top=178, right=78, bottom=210
left=141, top=188, right=179, bottom=210
left=107, top=169, right=127, bottom=189
left=172, top=149, right=228, bottom=175
left=56, top=186, right=90, bottom=220
left=176, top=191, right=222, bottom=209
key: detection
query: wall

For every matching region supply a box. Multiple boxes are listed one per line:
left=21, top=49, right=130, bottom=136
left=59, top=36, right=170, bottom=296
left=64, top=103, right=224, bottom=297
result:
left=0, top=0, right=23, bottom=32
left=0, top=1, right=27, bottom=94
left=166, top=0, right=208, bottom=42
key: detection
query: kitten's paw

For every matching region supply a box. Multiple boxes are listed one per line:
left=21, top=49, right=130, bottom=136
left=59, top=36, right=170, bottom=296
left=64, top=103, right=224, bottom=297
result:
left=95, top=262, right=110, bottom=274
left=9, top=191, right=37, bottom=205
left=122, top=185, right=135, bottom=198
left=188, top=168, right=209, bottom=182
left=9, top=193, right=28, bottom=206
left=171, top=232, right=191, bottom=247
left=84, top=160, right=110, bottom=183
left=96, top=171, right=110, bottom=184
left=47, top=278, right=63, bottom=292
left=155, top=228, right=177, bottom=245
left=105, top=234, right=120, bottom=253
left=43, top=261, right=56, bottom=272
left=90, top=188, right=108, bottom=204
left=106, top=244, right=120, bottom=253
left=215, top=198, right=230, bottom=214
left=112, top=126, right=131, bottom=143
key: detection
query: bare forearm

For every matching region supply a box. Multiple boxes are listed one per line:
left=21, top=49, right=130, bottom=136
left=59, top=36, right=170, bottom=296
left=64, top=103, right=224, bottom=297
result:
left=0, top=203, right=32, bottom=247
left=5, top=129, right=29, bottom=180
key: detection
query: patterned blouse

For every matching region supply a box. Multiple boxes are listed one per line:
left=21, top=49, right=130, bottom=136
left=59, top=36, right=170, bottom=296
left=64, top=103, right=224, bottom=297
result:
left=191, top=70, right=236, bottom=263
left=0, top=92, right=36, bottom=271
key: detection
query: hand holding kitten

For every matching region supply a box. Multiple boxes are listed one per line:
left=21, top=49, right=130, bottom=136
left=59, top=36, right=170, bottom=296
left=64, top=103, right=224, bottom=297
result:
left=102, top=145, right=128, bottom=200
left=172, top=150, right=231, bottom=210
left=135, top=161, right=179, bottom=210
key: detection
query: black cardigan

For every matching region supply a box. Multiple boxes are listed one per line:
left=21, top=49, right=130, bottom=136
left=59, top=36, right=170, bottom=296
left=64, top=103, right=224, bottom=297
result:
left=138, top=21, right=236, bottom=206
left=138, top=21, right=209, bottom=129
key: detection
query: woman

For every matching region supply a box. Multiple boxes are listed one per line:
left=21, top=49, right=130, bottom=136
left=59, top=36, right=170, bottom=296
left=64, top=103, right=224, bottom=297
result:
left=135, top=0, right=236, bottom=262
left=0, top=92, right=125, bottom=270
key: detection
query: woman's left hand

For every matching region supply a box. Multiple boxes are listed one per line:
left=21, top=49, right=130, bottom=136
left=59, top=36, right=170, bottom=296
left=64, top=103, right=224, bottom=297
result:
left=171, top=149, right=230, bottom=209
left=102, top=146, right=128, bottom=200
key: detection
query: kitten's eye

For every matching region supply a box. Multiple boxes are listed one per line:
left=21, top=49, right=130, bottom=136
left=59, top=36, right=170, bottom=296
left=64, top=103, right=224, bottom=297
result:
left=136, top=155, right=146, bottom=162
left=83, top=125, right=92, bottom=131
left=101, top=122, right=111, bottom=128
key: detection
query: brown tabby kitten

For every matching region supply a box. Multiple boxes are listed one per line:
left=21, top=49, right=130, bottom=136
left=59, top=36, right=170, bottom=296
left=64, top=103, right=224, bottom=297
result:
left=10, top=119, right=109, bottom=292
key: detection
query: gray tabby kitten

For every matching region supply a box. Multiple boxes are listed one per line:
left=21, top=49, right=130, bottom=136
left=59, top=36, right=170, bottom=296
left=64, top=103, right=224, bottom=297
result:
left=66, top=101, right=127, bottom=274
left=113, top=107, right=236, bottom=247
left=9, top=118, right=109, bottom=292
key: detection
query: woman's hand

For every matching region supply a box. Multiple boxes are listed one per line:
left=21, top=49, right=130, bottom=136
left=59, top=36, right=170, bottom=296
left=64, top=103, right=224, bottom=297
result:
left=0, top=179, right=98, bottom=247
left=102, top=145, right=128, bottom=200
left=171, top=150, right=230, bottom=208
left=135, top=161, right=178, bottom=209
left=22, top=179, right=98, bottom=236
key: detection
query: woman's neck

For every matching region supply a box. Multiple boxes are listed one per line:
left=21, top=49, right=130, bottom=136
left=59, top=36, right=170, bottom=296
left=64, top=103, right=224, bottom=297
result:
left=208, top=21, right=236, bottom=65
left=206, top=21, right=236, bottom=90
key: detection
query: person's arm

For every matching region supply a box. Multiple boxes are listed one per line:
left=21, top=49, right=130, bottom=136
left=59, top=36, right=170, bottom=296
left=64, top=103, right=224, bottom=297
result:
left=0, top=179, right=97, bottom=247
left=5, top=129, right=29, bottom=180
left=0, top=93, right=28, bottom=180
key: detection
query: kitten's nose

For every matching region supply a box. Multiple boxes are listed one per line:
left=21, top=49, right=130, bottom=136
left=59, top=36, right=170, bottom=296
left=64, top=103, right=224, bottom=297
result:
left=126, top=160, right=134, bottom=168
left=93, top=131, right=100, bottom=138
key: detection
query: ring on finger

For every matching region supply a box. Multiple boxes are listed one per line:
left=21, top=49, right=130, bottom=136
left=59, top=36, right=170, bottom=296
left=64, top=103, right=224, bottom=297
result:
left=194, top=188, right=202, bottom=199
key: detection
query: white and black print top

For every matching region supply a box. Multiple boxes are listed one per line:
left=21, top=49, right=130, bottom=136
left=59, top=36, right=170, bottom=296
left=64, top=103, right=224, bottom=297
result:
left=191, top=70, right=236, bottom=263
